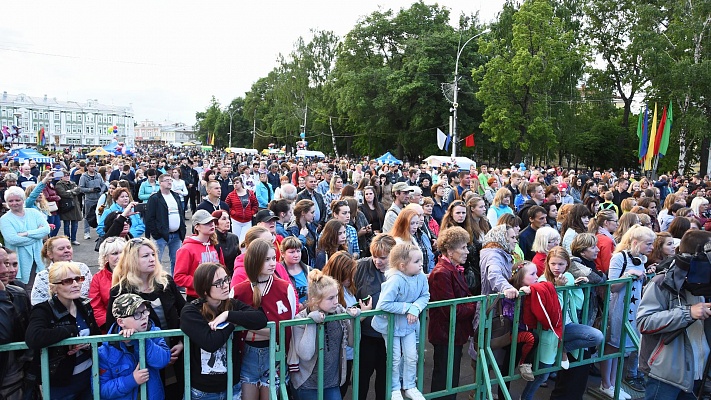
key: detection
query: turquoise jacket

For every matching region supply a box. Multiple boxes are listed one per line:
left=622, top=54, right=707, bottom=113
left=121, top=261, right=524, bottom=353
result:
left=0, top=208, right=50, bottom=283
left=138, top=181, right=159, bottom=202
left=97, top=203, right=146, bottom=238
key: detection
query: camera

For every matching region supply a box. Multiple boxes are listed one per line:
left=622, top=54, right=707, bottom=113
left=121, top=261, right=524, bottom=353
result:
left=133, top=203, right=147, bottom=214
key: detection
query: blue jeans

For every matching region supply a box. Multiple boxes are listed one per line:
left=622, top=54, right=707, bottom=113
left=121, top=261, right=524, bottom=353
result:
left=295, top=386, right=342, bottom=400
left=520, top=362, right=552, bottom=400
left=48, top=214, right=61, bottom=237
left=384, top=331, right=418, bottom=391
left=645, top=377, right=700, bottom=400
left=63, top=220, right=78, bottom=241
left=563, top=323, right=603, bottom=353
left=156, top=233, right=182, bottom=274
left=186, top=384, right=241, bottom=400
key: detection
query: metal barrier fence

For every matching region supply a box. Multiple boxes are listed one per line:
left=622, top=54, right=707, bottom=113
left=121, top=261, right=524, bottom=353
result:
left=0, top=277, right=635, bottom=399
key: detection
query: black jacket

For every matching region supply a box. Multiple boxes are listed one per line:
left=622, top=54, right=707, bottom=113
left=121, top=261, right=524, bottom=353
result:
left=106, top=276, right=185, bottom=343
left=297, top=188, right=326, bottom=226
left=145, top=191, right=186, bottom=242
left=267, top=172, right=281, bottom=190
left=354, top=257, right=386, bottom=338
left=180, top=298, right=267, bottom=393
left=216, top=229, right=240, bottom=275
left=25, top=296, right=102, bottom=386
left=0, top=286, right=31, bottom=382
left=180, top=164, right=196, bottom=187
left=517, top=199, right=540, bottom=229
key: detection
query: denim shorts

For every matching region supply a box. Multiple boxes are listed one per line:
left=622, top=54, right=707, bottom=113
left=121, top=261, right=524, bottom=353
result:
left=240, top=343, right=280, bottom=388
left=187, top=383, right=241, bottom=400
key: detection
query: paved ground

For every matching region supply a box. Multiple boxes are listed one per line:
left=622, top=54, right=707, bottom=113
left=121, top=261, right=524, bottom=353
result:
left=71, top=222, right=639, bottom=400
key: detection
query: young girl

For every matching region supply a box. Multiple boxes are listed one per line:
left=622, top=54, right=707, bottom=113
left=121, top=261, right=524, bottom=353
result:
left=281, top=236, right=310, bottom=306
left=180, top=263, right=267, bottom=400
left=313, top=220, right=347, bottom=270
left=174, top=210, right=224, bottom=300
left=290, top=270, right=360, bottom=400
left=600, top=225, right=655, bottom=398
left=519, top=247, right=604, bottom=400
left=371, top=243, right=430, bottom=400
left=233, top=238, right=297, bottom=400
left=505, top=262, right=539, bottom=382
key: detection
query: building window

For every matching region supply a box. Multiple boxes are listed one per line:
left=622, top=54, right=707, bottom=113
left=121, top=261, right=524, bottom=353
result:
left=54, top=124, right=60, bottom=133
left=67, top=138, right=81, bottom=145
left=99, top=139, right=111, bottom=145
left=54, top=112, right=60, bottom=121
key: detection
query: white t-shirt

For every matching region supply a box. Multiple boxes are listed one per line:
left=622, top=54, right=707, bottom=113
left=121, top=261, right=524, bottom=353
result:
left=163, top=193, right=181, bottom=232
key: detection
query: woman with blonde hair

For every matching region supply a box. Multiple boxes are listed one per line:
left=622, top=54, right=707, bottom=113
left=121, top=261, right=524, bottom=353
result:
left=89, top=236, right=126, bottom=332
left=690, top=196, right=709, bottom=228
left=107, top=237, right=185, bottom=396
left=26, top=261, right=102, bottom=399
left=31, top=236, right=92, bottom=305
left=613, top=212, right=639, bottom=244
left=530, top=226, right=561, bottom=275
left=620, top=197, right=636, bottom=214
left=486, top=188, right=514, bottom=227
left=323, top=175, right=344, bottom=219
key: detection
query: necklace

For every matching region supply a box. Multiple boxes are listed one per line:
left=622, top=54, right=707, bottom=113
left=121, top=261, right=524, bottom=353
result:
left=258, top=279, right=270, bottom=284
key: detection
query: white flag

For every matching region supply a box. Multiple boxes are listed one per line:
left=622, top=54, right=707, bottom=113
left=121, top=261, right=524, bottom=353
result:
left=436, top=128, right=447, bottom=150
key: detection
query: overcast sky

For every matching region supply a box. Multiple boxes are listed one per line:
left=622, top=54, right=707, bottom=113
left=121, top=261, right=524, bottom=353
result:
left=2, top=1, right=505, bottom=125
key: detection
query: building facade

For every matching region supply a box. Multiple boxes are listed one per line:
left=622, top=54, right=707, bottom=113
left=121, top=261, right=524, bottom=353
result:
left=135, top=119, right=196, bottom=145
left=0, top=91, right=135, bottom=148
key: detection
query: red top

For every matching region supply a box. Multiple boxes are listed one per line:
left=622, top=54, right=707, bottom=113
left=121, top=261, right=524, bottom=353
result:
left=225, top=190, right=259, bottom=223
left=89, top=267, right=113, bottom=332
left=174, top=236, right=225, bottom=298
left=595, top=233, right=615, bottom=274
left=532, top=252, right=547, bottom=276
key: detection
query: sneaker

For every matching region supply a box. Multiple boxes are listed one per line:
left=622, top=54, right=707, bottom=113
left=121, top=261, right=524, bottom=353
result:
left=599, top=385, right=631, bottom=399
left=84, top=234, right=91, bottom=240
left=403, top=388, right=425, bottom=400
left=519, top=363, right=534, bottom=381
left=391, top=391, right=404, bottom=400
left=625, top=376, right=645, bottom=392
left=71, top=241, right=81, bottom=246
left=560, top=359, right=570, bottom=370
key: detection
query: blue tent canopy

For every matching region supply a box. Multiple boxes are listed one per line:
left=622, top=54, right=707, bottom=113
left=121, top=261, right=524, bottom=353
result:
left=9, top=148, right=54, bottom=164
left=374, top=151, right=402, bottom=165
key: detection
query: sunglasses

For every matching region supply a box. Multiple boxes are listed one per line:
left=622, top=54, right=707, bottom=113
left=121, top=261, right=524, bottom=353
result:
left=128, top=237, right=149, bottom=249
left=211, top=276, right=232, bottom=288
left=53, top=276, right=86, bottom=286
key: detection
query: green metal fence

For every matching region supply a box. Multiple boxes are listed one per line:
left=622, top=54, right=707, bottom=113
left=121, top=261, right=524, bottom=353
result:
left=0, top=277, right=636, bottom=399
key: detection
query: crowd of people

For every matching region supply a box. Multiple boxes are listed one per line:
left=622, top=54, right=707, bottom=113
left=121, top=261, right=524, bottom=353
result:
left=1, top=146, right=711, bottom=400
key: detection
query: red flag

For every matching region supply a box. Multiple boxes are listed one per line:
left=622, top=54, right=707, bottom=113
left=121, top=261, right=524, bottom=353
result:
left=653, top=106, right=667, bottom=156
left=465, top=134, right=475, bottom=147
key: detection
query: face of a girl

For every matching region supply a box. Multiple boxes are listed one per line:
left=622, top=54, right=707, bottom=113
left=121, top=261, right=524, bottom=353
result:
left=317, top=287, right=339, bottom=314
left=337, top=227, right=347, bottom=244
left=335, top=206, right=350, bottom=223
left=364, top=190, right=375, bottom=203
left=581, top=215, right=590, bottom=227
left=662, top=237, right=675, bottom=257
left=471, top=201, right=486, bottom=218
left=637, top=238, right=655, bottom=256
left=522, top=264, right=538, bottom=286
left=172, top=170, right=180, bottom=179
left=209, top=267, right=230, bottom=302
left=547, top=256, right=568, bottom=277
left=196, top=221, right=216, bottom=236
left=452, top=205, right=467, bottom=224
left=284, top=247, right=302, bottom=266
left=402, top=250, right=423, bottom=276
left=581, top=245, right=600, bottom=261
left=304, top=206, right=315, bottom=222
left=260, top=248, right=277, bottom=276
left=51, top=238, right=73, bottom=262
left=409, top=216, right=420, bottom=235
left=335, top=179, right=343, bottom=190
left=137, top=245, right=156, bottom=275
left=548, top=205, right=558, bottom=219
left=117, top=192, right=130, bottom=207
left=217, top=212, right=231, bottom=232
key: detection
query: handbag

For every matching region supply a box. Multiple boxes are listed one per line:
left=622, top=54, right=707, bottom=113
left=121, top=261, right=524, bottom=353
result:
left=474, top=294, right=513, bottom=350
left=59, top=198, right=74, bottom=213
left=46, top=201, right=58, bottom=212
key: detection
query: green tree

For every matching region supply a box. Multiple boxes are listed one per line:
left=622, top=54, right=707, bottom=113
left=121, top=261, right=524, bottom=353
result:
left=475, top=0, right=584, bottom=163
left=194, top=96, right=221, bottom=146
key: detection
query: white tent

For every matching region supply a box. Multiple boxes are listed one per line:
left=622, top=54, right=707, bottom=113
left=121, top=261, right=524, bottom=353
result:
left=424, top=156, right=476, bottom=170
left=296, top=150, right=326, bottom=159
left=228, top=147, right=259, bottom=155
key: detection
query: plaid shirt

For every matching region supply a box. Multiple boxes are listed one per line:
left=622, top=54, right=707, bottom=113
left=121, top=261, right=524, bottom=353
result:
left=345, top=224, right=360, bottom=256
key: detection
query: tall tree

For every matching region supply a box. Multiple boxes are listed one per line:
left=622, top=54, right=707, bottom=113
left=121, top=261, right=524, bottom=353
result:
left=475, top=0, right=584, bottom=163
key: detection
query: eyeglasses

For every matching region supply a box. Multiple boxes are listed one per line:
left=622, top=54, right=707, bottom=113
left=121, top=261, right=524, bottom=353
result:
left=128, top=237, right=149, bottom=249
left=211, top=276, right=231, bottom=287
left=124, top=308, right=150, bottom=320
left=160, top=178, right=172, bottom=183
left=53, top=276, right=86, bottom=286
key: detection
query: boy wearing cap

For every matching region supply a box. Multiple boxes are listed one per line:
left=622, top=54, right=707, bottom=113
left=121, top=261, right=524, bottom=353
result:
left=98, top=293, right=171, bottom=400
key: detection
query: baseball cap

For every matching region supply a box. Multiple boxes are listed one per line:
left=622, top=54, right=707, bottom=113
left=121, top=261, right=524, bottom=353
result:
left=191, top=209, right=218, bottom=226
left=53, top=170, right=65, bottom=180
left=408, top=186, right=422, bottom=195
left=112, top=293, right=150, bottom=319
left=255, top=209, right=279, bottom=223
left=558, top=183, right=568, bottom=190
left=392, top=182, right=412, bottom=193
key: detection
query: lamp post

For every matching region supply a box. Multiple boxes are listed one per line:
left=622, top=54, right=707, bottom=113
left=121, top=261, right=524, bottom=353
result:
left=450, top=28, right=490, bottom=158
left=225, top=107, right=237, bottom=148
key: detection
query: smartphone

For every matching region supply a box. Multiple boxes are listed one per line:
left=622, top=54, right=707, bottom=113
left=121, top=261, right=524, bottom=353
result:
left=216, top=322, right=230, bottom=330
left=133, top=203, right=147, bottom=213
left=352, top=295, right=372, bottom=308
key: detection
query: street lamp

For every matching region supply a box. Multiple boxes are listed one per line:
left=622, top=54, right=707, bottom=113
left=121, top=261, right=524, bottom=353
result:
left=225, top=107, right=237, bottom=148
left=450, top=28, right=490, bottom=158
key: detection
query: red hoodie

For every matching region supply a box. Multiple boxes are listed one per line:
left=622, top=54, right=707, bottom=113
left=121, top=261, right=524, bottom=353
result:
left=174, top=236, right=225, bottom=298
left=522, top=281, right=563, bottom=339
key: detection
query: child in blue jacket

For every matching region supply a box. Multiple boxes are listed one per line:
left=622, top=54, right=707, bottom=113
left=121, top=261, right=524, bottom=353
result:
left=98, top=293, right=171, bottom=400
left=371, top=243, right=430, bottom=400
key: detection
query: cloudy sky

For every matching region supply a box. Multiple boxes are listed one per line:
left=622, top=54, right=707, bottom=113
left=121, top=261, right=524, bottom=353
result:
left=2, top=1, right=505, bottom=125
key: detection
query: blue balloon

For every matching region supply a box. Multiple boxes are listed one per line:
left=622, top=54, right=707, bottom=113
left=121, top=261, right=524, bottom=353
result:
left=299, top=132, right=305, bottom=138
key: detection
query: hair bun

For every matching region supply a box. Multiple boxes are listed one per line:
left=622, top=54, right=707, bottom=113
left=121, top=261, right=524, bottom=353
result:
left=308, top=269, right=324, bottom=283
